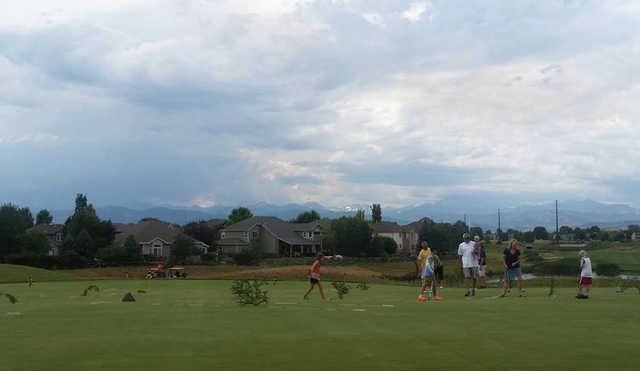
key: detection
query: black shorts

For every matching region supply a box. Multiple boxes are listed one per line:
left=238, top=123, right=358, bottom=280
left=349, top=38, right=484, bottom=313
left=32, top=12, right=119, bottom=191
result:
left=434, top=266, right=444, bottom=281
left=310, top=278, right=319, bottom=285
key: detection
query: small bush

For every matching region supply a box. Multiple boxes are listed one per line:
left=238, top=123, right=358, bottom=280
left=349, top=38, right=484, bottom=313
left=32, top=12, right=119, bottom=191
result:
left=81, top=285, right=100, bottom=296
left=232, top=242, right=264, bottom=266
left=331, top=281, right=351, bottom=299
left=356, top=281, right=369, bottom=290
left=595, top=263, right=621, bottom=277
left=231, top=279, right=269, bottom=306
left=0, top=293, right=18, bottom=304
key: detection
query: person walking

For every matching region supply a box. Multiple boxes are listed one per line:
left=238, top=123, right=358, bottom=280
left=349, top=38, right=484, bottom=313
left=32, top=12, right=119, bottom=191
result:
left=576, top=250, right=593, bottom=299
left=303, top=253, right=328, bottom=300
left=458, top=233, right=480, bottom=297
left=500, top=240, right=523, bottom=297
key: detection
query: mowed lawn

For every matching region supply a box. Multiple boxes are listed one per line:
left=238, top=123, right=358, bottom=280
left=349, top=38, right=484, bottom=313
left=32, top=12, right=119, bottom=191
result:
left=1, top=280, right=640, bottom=371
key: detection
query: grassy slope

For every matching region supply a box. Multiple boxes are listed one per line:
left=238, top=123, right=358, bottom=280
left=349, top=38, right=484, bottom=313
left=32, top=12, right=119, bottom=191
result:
left=0, top=264, right=77, bottom=284
left=1, top=280, right=639, bottom=371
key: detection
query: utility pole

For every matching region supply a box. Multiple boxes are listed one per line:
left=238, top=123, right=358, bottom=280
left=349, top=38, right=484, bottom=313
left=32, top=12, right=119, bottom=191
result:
left=497, top=208, right=502, bottom=244
left=555, top=200, right=559, bottom=244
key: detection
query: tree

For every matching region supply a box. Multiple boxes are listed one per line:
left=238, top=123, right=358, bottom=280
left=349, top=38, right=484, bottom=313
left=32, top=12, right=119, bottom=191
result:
left=18, top=230, right=50, bottom=256
left=574, top=227, right=587, bottom=241
left=370, top=204, right=382, bottom=223
left=507, top=229, right=523, bottom=241
left=330, top=217, right=373, bottom=256
left=170, top=234, right=199, bottom=263
left=124, top=235, right=142, bottom=263
left=292, top=210, right=320, bottom=224
left=227, top=207, right=253, bottom=225
left=532, top=226, right=549, bottom=240
left=418, top=218, right=466, bottom=255
left=97, top=244, right=128, bottom=265
left=36, top=209, right=53, bottom=225
left=73, top=230, right=95, bottom=258
left=371, top=235, right=397, bottom=256
left=62, top=194, right=114, bottom=259
left=0, top=204, right=35, bottom=258
left=559, top=226, right=573, bottom=234
left=523, top=231, right=535, bottom=243
left=355, top=209, right=365, bottom=221
left=470, top=227, right=484, bottom=239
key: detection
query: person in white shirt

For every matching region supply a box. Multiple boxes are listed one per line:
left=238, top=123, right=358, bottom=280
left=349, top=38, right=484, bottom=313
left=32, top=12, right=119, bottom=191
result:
left=458, top=233, right=480, bottom=297
left=577, top=250, right=593, bottom=299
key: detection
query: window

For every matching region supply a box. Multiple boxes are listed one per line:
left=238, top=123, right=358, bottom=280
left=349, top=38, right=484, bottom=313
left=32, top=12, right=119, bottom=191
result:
left=221, top=232, right=226, bottom=239
left=153, top=248, right=160, bottom=257
left=252, top=231, right=259, bottom=239
left=56, top=233, right=62, bottom=242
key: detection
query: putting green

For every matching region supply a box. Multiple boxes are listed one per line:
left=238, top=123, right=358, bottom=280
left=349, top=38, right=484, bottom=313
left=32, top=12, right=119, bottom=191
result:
left=1, top=280, right=639, bottom=371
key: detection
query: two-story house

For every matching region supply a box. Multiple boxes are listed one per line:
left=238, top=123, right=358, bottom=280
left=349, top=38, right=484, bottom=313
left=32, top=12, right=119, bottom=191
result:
left=217, top=216, right=328, bottom=257
left=31, top=224, right=64, bottom=256
left=114, top=220, right=210, bottom=259
left=371, top=221, right=419, bottom=255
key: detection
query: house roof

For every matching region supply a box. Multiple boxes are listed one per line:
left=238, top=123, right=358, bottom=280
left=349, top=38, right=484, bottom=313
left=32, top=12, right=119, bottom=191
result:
left=372, top=222, right=404, bottom=234
left=31, top=224, right=63, bottom=235
left=114, top=220, right=182, bottom=245
left=205, top=219, right=226, bottom=228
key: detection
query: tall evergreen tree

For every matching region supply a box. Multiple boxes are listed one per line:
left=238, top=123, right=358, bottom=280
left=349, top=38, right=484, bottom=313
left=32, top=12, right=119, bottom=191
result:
left=36, top=209, right=53, bottom=225
left=370, top=204, right=382, bottom=223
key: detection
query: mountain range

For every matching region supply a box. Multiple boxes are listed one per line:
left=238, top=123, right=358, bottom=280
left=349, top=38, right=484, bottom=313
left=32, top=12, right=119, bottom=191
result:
left=50, top=199, right=640, bottom=231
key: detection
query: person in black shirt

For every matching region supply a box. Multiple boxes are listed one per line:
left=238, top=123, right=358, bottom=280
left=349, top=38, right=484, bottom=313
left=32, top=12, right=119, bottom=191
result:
left=499, top=240, right=523, bottom=297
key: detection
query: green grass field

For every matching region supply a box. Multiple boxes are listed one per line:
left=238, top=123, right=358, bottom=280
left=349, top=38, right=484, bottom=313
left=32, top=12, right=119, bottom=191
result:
left=2, top=279, right=640, bottom=371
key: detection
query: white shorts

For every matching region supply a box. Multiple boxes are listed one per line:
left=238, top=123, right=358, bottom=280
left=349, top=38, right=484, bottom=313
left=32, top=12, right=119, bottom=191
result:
left=478, top=265, right=487, bottom=277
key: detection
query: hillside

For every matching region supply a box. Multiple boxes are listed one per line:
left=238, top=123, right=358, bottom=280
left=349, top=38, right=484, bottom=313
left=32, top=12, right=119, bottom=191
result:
left=0, top=264, right=78, bottom=284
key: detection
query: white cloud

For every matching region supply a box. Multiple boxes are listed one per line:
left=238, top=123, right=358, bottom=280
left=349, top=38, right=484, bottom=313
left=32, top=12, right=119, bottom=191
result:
left=362, top=13, right=385, bottom=28
left=401, top=2, right=429, bottom=23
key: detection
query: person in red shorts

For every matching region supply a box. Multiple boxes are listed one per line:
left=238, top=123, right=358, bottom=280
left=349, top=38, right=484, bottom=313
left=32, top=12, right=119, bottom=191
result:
left=577, top=250, right=593, bottom=299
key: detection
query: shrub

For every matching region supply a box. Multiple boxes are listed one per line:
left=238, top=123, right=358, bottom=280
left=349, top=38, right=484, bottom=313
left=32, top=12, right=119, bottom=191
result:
left=0, top=293, right=18, bottom=304
left=58, top=251, right=89, bottom=269
left=201, top=253, right=216, bottom=263
left=595, top=263, right=621, bottom=277
left=81, top=285, right=100, bottom=296
left=97, top=245, right=128, bottom=266
left=331, top=281, right=351, bottom=299
left=232, top=242, right=264, bottom=266
left=231, top=279, right=269, bottom=306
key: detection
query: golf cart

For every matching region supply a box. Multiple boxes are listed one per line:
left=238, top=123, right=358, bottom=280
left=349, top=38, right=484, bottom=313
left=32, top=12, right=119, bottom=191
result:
left=169, top=267, right=188, bottom=279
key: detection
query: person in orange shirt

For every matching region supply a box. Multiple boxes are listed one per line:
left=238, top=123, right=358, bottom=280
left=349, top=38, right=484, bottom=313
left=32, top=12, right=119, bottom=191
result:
left=303, top=253, right=327, bottom=300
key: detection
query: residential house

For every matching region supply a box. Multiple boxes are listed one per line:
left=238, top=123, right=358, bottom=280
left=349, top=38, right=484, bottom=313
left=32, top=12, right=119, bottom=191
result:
left=114, top=220, right=209, bottom=259
left=31, top=224, right=64, bottom=256
left=631, top=232, right=640, bottom=241
left=217, top=216, right=329, bottom=257
left=372, top=221, right=419, bottom=255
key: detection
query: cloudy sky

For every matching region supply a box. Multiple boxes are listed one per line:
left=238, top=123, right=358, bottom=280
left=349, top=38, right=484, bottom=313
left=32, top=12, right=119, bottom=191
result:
left=2, top=0, right=640, bottom=211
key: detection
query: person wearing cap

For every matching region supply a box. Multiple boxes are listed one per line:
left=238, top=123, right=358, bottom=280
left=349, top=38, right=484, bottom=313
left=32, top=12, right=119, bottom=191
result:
left=577, top=250, right=593, bottom=299
left=458, top=233, right=480, bottom=296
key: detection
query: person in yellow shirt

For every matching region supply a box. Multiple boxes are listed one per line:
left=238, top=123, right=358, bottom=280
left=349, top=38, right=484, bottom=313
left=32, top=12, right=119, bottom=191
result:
left=417, top=241, right=431, bottom=274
